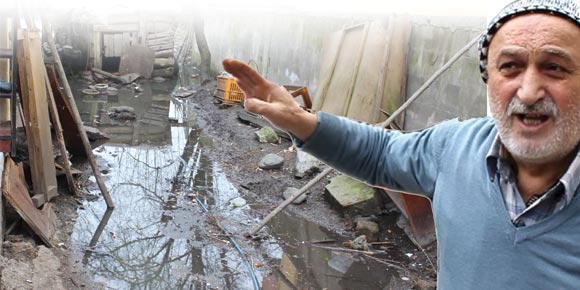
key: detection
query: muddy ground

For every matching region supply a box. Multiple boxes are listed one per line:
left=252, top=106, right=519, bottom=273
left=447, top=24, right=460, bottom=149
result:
left=0, top=80, right=437, bottom=290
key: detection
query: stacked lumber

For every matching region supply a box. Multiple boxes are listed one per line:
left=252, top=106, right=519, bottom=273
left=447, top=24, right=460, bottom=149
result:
left=147, top=31, right=175, bottom=78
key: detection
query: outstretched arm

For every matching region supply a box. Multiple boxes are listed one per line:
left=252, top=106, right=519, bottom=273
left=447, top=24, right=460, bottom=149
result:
left=222, top=58, right=318, bottom=141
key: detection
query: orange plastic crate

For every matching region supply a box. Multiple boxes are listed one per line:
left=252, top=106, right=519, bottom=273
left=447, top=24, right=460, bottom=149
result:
left=216, top=76, right=244, bottom=104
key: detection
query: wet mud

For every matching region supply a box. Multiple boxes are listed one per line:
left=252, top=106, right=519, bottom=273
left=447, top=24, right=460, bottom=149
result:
left=68, top=78, right=436, bottom=289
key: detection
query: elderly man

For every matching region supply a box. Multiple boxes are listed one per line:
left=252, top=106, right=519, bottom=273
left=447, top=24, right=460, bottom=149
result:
left=223, top=0, right=580, bottom=288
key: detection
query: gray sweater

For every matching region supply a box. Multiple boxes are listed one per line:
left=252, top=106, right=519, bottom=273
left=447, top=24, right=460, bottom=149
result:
left=297, top=112, right=580, bottom=290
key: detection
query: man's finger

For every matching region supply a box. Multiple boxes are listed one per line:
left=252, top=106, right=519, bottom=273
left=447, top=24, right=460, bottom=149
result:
left=222, top=58, right=265, bottom=87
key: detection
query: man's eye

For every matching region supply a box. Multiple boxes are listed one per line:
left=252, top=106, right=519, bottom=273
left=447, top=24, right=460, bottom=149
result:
left=546, top=63, right=565, bottom=72
left=499, top=62, right=517, bottom=70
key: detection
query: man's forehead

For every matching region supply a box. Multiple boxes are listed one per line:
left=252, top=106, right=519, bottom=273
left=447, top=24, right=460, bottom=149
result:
left=478, top=0, right=580, bottom=82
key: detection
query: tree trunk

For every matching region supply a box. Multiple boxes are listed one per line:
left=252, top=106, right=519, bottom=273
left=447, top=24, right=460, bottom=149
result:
left=193, top=15, right=211, bottom=85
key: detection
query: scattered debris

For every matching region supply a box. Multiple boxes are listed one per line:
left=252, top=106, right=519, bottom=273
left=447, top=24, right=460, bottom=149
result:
left=343, top=235, right=371, bottom=251
left=108, top=106, right=136, bottom=121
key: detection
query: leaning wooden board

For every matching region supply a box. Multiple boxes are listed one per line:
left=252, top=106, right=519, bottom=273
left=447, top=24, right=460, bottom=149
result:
left=2, top=157, right=55, bottom=247
left=16, top=29, right=58, bottom=205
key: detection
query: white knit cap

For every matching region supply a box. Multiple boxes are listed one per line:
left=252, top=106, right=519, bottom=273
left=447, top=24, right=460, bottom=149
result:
left=479, top=0, right=580, bottom=82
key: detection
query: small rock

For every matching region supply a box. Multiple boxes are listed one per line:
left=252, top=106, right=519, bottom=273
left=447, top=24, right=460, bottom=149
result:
left=414, top=278, right=437, bottom=290
left=258, top=153, right=284, bottom=170
left=294, top=150, right=320, bottom=179
left=153, top=76, right=166, bottom=83
left=230, top=197, right=247, bottom=208
left=255, top=126, right=279, bottom=143
left=283, top=187, right=307, bottom=204
left=355, top=220, right=380, bottom=242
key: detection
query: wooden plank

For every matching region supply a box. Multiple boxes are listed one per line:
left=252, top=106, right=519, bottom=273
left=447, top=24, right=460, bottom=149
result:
left=45, top=67, right=78, bottom=195
left=16, top=29, right=58, bottom=203
left=45, top=30, right=114, bottom=208
left=320, top=24, right=365, bottom=115
left=148, top=42, right=173, bottom=52
left=311, top=30, right=344, bottom=111
left=93, top=32, right=102, bottom=69
left=380, top=16, right=412, bottom=127
left=154, top=49, right=173, bottom=58
left=147, top=31, right=173, bottom=40
left=346, top=21, right=389, bottom=123
left=147, top=37, right=172, bottom=46
left=342, top=23, right=370, bottom=117
left=2, top=157, right=55, bottom=247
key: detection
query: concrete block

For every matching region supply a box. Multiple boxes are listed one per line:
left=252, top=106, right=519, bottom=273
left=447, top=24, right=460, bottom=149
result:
left=325, top=175, right=381, bottom=216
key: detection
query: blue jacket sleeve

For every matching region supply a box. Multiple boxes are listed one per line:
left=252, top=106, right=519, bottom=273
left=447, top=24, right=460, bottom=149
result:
left=295, top=112, right=459, bottom=197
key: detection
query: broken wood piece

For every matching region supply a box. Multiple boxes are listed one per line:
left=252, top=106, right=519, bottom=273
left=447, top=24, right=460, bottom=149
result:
left=311, top=244, right=375, bottom=256
left=46, top=64, right=86, bottom=157
left=83, top=208, right=113, bottom=264
left=45, top=70, right=78, bottom=196
left=16, top=28, right=58, bottom=204
left=91, top=68, right=128, bottom=84
left=2, top=157, right=55, bottom=247
left=283, top=85, right=312, bottom=110
left=54, top=163, right=82, bottom=176
left=44, top=23, right=114, bottom=209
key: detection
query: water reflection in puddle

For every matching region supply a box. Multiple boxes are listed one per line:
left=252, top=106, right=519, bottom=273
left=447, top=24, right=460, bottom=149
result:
left=70, top=79, right=405, bottom=289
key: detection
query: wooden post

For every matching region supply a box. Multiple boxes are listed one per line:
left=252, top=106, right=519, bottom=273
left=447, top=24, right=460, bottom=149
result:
left=44, top=71, right=78, bottom=196
left=16, top=29, right=58, bottom=206
left=44, top=26, right=114, bottom=209
left=93, top=32, right=102, bottom=69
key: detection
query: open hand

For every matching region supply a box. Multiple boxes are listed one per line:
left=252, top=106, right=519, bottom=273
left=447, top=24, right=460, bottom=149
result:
left=222, top=59, right=317, bottom=140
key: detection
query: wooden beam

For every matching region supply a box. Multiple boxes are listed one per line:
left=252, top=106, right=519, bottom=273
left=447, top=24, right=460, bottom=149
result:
left=16, top=29, right=58, bottom=204
left=44, top=68, right=78, bottom=195
left=92, top=32, right=102, bottom=69
left=45, top=24, right=115, bottom=209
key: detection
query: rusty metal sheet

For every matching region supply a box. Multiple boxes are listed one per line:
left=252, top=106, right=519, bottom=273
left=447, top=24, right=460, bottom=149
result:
left=1, top=157, right=55, bottom=247
left=384, top=189, right=435, bottom=247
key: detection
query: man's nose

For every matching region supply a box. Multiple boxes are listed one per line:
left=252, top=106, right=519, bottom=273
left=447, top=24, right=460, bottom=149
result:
left=517, top=68, right=546, bottom=104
